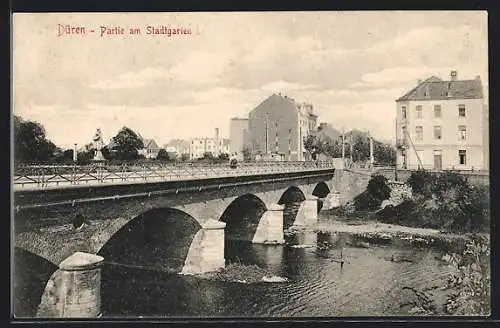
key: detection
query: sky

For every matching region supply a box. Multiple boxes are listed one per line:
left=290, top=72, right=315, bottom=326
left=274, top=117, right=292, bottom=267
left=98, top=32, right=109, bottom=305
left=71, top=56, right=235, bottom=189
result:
left=12, top=11, right=488, bottom=149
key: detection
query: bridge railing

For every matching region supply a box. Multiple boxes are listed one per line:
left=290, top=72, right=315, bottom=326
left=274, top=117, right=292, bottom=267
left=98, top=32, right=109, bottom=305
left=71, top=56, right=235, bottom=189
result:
left=13, top=161, right=336, bottom=190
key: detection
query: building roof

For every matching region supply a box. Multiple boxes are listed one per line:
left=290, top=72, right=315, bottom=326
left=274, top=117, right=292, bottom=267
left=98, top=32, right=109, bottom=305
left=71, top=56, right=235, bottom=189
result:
left=316, top=123, right=341, bottom=140
left=397, top=75, right=483, bottom=101
left=143, top=138, right=160, bottom=150
left=166, top=139, right=190, bottom=148
left=251, top=93, right=317, bottom=118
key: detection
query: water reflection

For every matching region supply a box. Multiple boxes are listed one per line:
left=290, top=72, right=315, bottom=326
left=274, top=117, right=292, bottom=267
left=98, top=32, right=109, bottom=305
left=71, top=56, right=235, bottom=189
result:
left=100, top=230, right=455, bottom=317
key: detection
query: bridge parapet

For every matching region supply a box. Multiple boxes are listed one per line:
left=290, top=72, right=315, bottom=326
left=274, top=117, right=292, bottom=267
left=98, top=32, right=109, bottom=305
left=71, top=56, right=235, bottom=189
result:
left=14, top=161, right=337, bottom=191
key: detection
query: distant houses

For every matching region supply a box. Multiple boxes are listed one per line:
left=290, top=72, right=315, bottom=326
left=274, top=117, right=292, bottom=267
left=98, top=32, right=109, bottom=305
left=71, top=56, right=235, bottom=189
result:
left=139, top=138, right=161, bottom=159
left=164, top=139, right=190, bottom=160
left=189, top=129, right=230, bottom=160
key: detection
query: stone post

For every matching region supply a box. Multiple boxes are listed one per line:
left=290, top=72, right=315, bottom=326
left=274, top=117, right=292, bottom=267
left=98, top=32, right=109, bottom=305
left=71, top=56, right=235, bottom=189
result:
left=294, top=196, right=318, bottom=226
left=253, top=204, right=285, bottom=245
left=37, top=252, right=104, bottom=318
left=181, top=219, right=226, bottom=275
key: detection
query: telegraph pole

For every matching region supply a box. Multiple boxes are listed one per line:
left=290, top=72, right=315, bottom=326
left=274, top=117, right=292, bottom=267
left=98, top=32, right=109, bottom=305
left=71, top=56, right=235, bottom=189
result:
left=265, top=114, right=269, bottom=156
left=341, top=127, right=345, bottom=167
left=369, top=132, right=374, bottom=168
left=349, top=134, right=353, bottom=162
left=394, top=118, right=398, bottom=181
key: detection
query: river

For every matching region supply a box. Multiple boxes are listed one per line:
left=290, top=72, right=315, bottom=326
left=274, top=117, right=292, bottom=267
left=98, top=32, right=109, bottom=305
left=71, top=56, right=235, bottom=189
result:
left=101, top=224, right=455, bottom=317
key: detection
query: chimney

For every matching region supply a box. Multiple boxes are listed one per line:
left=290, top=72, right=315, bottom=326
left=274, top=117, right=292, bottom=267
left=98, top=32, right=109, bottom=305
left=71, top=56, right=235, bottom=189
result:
left=215, top=128, right=219, bottom=140
left=450, top=70, right=458, bottom=81
left=476, top=75, right=481, bottom=81
left=417, top=79, right=422, bottom=85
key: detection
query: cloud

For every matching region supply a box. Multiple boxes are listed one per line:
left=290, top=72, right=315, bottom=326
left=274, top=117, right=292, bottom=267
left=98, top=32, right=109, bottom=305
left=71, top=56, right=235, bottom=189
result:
left=260, top=81, right=319, bottom=93
left=169, top=50, right=238, bottom=84
left=89, top=67, right=171, bottom=90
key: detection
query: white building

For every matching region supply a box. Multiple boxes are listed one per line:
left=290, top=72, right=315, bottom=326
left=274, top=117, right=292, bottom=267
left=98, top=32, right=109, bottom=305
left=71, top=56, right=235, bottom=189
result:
left=396, top=71, right=488, bottom=170
left=189, top=128, right=230, bottom=160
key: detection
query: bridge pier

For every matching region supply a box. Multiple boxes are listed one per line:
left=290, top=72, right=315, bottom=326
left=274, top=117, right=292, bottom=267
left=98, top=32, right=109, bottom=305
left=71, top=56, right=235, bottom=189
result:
left=252, top=204, right=285, bottom=245
left=294, top=196, right=318, bottom=226
left=37, top=252, right=104, bottom=318
left=321, top=191, right=341, bottom=211
left=181, top=219, right=226, bottom=275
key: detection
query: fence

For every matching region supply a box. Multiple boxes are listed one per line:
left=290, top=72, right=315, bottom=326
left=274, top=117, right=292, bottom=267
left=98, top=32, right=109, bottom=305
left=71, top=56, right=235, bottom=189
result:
left=374, top=167, right=490, bottom=187
left=13, top=161, right=337, bottom=190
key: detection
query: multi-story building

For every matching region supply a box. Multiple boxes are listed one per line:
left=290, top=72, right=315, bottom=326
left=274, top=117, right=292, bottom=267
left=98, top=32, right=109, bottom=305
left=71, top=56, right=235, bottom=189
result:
left=229, top=117, right=250, bottom=155
left=189, top=128, right=230, bottom=160
left=396, top=71, right=488, bottom=170
left=248, top=93, right=318, bottom=161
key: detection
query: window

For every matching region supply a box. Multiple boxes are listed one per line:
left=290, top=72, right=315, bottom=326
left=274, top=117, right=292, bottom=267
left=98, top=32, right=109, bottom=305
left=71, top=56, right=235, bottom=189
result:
left=415, top=126, right=423, bottom=141
left=416, top=105, right=422, bottom=119
left=434, top=126, right=442, bottom=140
left=402, top=106, right=407, bottom=119
left=459, top=125, right=467, bottom=140
left=459, top=150, right=467, bottom=165
left=459, top=104, right=466, bottom=117
left=434, top=105, right=442, bottom=118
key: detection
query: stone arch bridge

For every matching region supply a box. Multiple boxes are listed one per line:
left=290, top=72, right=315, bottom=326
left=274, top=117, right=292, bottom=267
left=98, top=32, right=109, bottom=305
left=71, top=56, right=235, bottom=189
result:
left=13, top=162, right=373, bottom=317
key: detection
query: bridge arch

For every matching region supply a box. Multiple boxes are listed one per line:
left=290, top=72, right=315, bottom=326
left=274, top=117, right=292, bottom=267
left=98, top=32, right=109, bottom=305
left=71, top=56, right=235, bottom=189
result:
left=13, top=247, right=59, bottom=318
left=278, top=186, right=307, bottom=230
left=312, top=181, right=331, bottom=198
left=219, top=193, right=267, bottom=244
left=96, top=207, right=202, bottom=273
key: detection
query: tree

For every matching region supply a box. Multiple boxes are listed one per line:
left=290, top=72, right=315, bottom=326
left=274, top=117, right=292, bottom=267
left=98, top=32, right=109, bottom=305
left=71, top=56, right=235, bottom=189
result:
left=201, top=152, right=215, bottom=160
left=374, top=141, right=396, bottom=166
left=242, top=146, right=252, bottom=162
left=54, top=149, right=75, bottom=164
left=218, top=153, right=229, bottom=160
left=156, top=149, right=170, bottom=161
left=14, top=115, right=59, bottom=164
left=77, top=148, right=94, bottom=165
left=111, top=127, right=144, bottom=161
left=303, top=134, right=323, bottom=160
left=352, top=136, right=370, bottom=162
left=180, top=153, right=190, bottom=162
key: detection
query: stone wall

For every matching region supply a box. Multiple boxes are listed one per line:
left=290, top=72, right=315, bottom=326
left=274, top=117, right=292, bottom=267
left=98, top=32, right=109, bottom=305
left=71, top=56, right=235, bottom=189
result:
left=381, top=182, right=413, bottom=209
left=331, top=169, right=372, bottom=205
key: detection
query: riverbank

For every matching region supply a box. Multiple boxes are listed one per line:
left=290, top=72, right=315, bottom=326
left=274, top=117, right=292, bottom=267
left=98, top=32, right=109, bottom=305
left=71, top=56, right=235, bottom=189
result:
left=310, top=215, right=490, bottom=316
left=311, top=215, right=473, bottom=252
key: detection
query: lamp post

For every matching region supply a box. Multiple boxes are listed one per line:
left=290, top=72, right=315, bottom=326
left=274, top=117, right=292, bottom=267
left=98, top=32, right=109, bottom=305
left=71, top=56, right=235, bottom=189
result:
left=73, top=143, right=78, bottom=163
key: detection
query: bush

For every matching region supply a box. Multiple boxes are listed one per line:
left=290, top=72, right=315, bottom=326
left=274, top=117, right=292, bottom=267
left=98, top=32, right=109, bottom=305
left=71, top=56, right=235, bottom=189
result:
left=378, top=170, right=490, bottom=233
left=445, top=234, right=490, bottom=315
left=354, top=175, right=391, bottom=211
left=367, top=175, right=391, bottom=201
left=408, top=170, right=434, bottom=197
